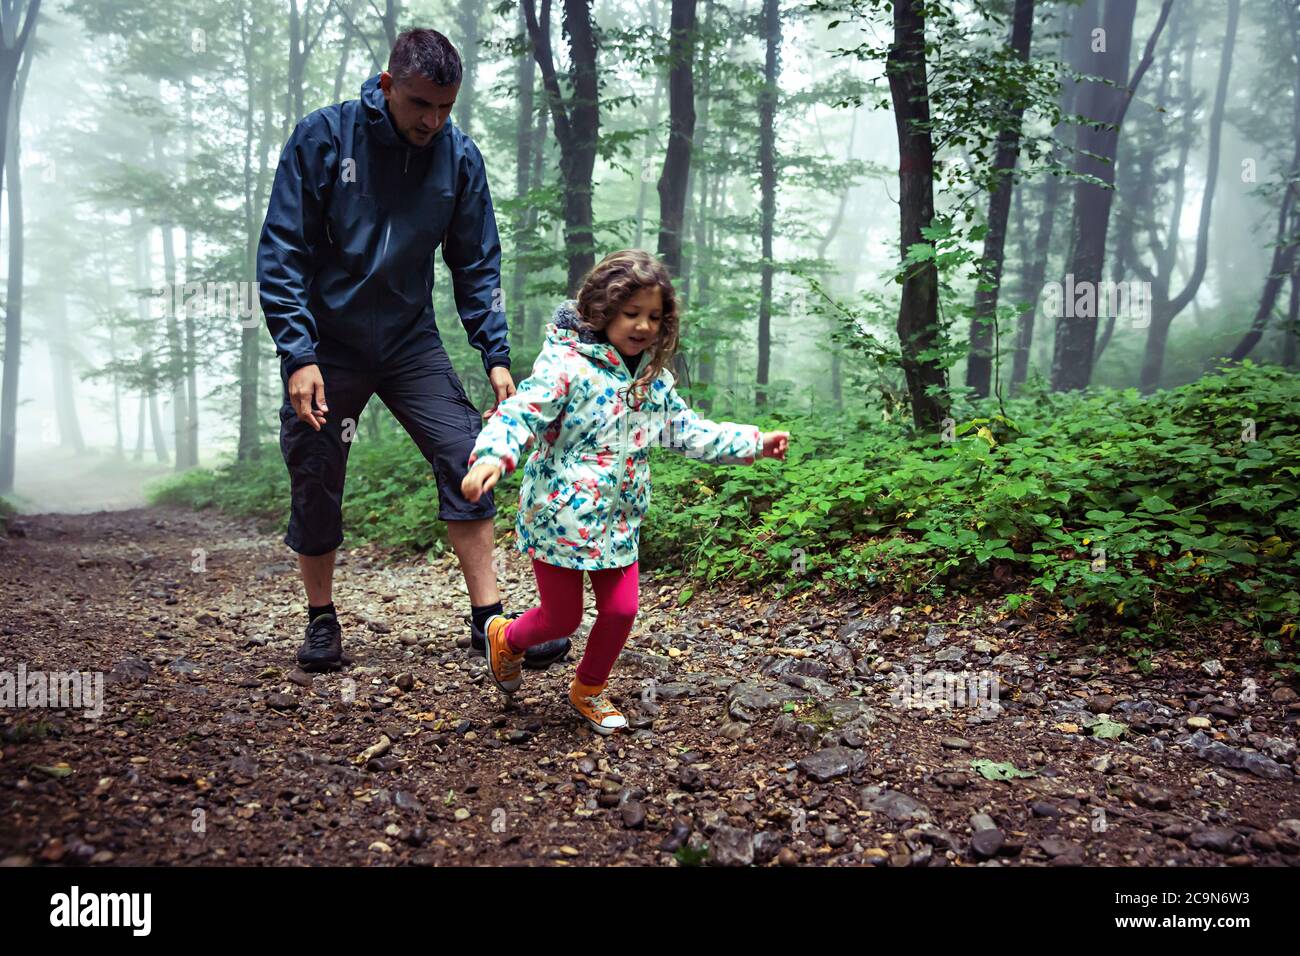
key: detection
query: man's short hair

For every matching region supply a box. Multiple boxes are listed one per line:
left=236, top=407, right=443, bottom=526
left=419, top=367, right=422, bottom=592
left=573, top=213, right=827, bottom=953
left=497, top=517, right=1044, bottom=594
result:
left=388, top=29, right=463, bottom=87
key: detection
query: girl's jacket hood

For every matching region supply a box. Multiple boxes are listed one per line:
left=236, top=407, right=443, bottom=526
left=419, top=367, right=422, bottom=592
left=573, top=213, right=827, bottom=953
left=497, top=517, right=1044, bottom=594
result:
left=547, top=300, right=626, bottom=373
left=470, top=307, right=763, bottom=571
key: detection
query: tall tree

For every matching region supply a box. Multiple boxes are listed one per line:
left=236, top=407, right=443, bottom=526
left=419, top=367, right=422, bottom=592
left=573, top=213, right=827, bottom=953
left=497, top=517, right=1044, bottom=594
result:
left=887, top=0, right=945, bottom=427
left=454, top=0, right=482, bottom=138
left=1012, top=0, right=1085, bottom=392
left=511, top=1, right=537, bottom=343
left=524, top=0, right=600, bottom=294
left=0, top=0, right=39, bottom=493
left=656, top=0, right=697, bottom=278
left=965, top=0, right=1034, bottom=400
left=1229, top=0, right=1300, bottom=361
left=1131, top=0, right=1236, bottom=390
left=1050, top=0, right=1172, bottom=391
left=755, top=0, right=780, bottom=406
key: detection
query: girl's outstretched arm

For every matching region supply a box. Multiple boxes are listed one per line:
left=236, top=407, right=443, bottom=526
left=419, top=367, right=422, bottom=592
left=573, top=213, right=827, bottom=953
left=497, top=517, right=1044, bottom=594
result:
left=659, top=384, right=788, bottom=464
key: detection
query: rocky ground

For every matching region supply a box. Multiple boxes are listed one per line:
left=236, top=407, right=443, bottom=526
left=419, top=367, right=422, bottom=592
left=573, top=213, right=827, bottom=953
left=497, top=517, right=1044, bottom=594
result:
left=1, top=506, right=1298, bottom=867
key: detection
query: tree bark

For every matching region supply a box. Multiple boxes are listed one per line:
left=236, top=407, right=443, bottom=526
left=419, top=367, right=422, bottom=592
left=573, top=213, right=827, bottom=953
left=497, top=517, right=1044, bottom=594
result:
left=966, top=0, right=1034, bottom=400
left=1227, top=0, right=1299, bottom=362
left=656, top=0, right=697, bottom=279
left=524, top=0, right=600, bottom=295
left=1136, top=2, right=1234, bottom=391
left=454, top=0, right=482, bottom=137
left=887, top=0, right=946, bottom=428
left=1050, top=0, right=1171, bottom=391
left=755, top=0, right=780, bottom=406
left=0, top=0, right=39, bottom=494
left=512, top=2, right=537, bottom=344
left=45, top=289, right=85, bottom=454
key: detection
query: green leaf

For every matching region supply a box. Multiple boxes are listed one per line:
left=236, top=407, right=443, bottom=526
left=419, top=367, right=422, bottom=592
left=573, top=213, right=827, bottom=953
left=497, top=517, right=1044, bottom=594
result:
left=970, top=759, right=1036, bottom=781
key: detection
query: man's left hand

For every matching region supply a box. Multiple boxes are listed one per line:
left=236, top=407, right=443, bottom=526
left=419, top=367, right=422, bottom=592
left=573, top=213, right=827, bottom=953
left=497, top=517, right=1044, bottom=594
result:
left=487, top=366, right=516, bottom=416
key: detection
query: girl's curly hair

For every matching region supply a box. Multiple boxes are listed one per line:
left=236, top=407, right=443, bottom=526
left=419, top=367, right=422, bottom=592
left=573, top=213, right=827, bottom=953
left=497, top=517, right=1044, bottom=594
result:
left=574, top=249, right=680, bottom=400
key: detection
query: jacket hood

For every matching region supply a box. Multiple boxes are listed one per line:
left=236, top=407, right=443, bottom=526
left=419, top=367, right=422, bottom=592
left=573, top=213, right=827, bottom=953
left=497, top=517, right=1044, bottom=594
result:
left=548, top=300, right=623, bottom=372
left=360, top=73, right=445, bottom=151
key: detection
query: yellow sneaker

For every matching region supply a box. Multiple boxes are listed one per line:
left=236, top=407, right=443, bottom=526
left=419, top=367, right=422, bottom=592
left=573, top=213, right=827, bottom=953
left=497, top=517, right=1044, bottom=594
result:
left=569, top=677, right=628, bottom=735
left=484, top=615, right=524, bottom=695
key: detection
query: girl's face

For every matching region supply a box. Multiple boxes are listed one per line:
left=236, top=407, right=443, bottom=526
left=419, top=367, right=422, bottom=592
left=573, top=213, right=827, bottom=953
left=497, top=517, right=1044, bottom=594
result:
left=604, top=285, right=663, bottom=357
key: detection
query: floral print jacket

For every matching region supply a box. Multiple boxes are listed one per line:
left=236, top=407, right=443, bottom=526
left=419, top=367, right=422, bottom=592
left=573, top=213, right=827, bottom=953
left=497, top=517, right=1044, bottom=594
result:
left=469, top=302, right=763, bottom=570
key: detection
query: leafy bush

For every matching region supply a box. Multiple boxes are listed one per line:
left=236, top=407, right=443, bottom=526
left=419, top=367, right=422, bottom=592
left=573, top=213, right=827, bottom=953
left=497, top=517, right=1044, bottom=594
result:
left=154, top=364, right=1299, bottom=659
left=643, top=363, right=1299, bottom=654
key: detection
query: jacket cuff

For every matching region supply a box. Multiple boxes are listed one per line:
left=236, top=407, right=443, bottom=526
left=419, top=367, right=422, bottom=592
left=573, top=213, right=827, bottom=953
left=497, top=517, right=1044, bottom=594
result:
left=282, top=352, right=318, bottom=378
left=468, top=452, right=511, bottom=475
left=484, top=356, right=511, bottom=373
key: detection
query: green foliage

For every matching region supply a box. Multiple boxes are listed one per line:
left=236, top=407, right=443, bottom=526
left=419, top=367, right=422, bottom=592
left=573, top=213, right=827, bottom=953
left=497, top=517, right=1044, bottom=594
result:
left=640, top=363, right=1300, bottom=651
left=0, top=496, right=16, bottom=533
left=149, top=433, right=523, bottom=555
left=156, top=365, right=1300, bottom=661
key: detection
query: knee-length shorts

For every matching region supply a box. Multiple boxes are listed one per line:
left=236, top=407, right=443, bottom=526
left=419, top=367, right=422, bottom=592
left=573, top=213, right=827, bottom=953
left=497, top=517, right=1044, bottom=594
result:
left=278, top=345, right=496, bottom=556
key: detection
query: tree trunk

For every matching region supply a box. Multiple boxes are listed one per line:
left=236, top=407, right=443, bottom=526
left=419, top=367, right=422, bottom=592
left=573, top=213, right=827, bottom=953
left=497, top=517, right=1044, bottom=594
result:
left=524, top=0, right=600, bottom=295
left=1228, top=0, right=1299, bottom=361
left=1051, top=0, right=1171, bottom=391
left=656, top=0, right=697, bottom=279
left=512, top=3, right=537, bottom=344
left=1011, top=0, right=1084, bottom=391
left=755, top=0, right=780, bottom=406
left=1138, top=1, right=1235, bottom=390
left=238, top=7, right=262, bottom=461
left=966, top=0, right=1034, bottom=400
left=45, top=289, right=85, bottom=454
left=454, top=0, right=482, bottom=137
left=0, top=0, right=39, bottom=494
left=149, top=388, right=168, bottom=464
left=635, top=0, right=664, bottom=250
left=887, top=0, right=946, bottom=428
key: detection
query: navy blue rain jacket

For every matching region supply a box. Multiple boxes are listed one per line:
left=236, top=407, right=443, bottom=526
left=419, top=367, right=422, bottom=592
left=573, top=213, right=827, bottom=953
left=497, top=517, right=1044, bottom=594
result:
left=258, top=73, right=509, bottom=377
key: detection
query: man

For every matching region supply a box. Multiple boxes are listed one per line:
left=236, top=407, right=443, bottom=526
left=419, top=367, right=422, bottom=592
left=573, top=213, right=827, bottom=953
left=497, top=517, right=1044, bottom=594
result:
left=257, top=28, right=569, bottom=672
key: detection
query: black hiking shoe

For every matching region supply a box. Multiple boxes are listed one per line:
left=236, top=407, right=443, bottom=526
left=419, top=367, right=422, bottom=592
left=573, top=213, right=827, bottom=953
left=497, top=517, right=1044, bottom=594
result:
left=469, top=613, right=571, bottom=671
left=297, top=612, right=343, bottom=671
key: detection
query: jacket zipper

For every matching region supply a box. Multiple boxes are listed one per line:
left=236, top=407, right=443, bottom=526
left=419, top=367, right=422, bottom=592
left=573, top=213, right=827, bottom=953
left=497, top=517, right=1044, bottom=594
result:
left=604, top=353, right=634, bottom=557
left=404, top=148, right=410, bottom=174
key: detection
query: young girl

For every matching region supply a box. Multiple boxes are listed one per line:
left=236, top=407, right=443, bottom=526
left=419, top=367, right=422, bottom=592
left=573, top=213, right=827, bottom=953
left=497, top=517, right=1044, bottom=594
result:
left=461, top=250, right=789, bottom=734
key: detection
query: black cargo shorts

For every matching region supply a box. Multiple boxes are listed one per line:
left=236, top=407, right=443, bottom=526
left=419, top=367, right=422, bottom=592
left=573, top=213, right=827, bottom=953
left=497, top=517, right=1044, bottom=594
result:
left=278, top=345, right=496, bottom=556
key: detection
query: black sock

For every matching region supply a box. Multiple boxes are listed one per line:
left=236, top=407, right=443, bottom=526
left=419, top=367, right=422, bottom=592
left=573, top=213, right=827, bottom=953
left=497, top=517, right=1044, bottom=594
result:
left=471, top=601, right=504, bottom=633
left=308, top=602, right=336, bottom=622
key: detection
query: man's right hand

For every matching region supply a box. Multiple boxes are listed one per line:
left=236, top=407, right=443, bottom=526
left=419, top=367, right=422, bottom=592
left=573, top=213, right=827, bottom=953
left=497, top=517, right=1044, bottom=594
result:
left=288, top=364, right=328, bottom=431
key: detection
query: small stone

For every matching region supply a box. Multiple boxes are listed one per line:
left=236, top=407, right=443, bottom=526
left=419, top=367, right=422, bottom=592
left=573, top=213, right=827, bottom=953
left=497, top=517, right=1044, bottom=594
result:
left=859, top=787, right=931, bottom=823
left=971, top=827, right=1005, bottom=858
left=940, top=737, right=971, bottom=750
left=1031, top=801, right=1062, bottom=819
left=266, top=693, right=298, bottom=711
left=621, top=801, right=646, bottom=829
left=1189, top=828, right=1243, bottom=854
left=709, top=826, right=754, bottom=867
left=777, top=847, right=799, bottom=866
left=1087, top=695, right=1116, bottom=714
left=797, top=746, right=866, bottom=783
left=453, top=808, right=471, bottom=822
left=1186, top=716, right=1212, bottom=729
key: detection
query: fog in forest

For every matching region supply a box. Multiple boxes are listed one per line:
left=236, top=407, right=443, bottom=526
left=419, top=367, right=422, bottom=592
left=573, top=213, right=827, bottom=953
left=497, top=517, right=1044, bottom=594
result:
left=0, top=0, right=1295, bottom=513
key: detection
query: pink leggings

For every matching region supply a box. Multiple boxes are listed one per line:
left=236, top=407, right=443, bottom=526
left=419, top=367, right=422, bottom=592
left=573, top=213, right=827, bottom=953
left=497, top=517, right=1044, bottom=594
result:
left=505, top=560, right=639, bottom=686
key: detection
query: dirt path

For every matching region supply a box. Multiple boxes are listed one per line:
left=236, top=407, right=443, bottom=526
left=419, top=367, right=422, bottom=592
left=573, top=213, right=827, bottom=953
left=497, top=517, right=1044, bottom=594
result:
left=1, top=506, right=1298, bottom=866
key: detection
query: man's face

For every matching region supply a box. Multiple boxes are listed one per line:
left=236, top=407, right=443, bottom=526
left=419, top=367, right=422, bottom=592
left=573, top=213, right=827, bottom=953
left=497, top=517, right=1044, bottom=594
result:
left=379, top=71, right=459, bottom=146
